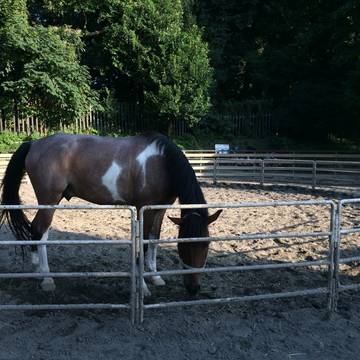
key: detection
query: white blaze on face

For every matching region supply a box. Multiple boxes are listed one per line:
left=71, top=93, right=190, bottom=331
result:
left=136, top=141, right=163, bottom=187
left=101, top=161, right=124, bottom=201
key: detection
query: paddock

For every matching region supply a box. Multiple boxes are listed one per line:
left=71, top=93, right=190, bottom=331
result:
left=0, top=181, right=360, bottom=359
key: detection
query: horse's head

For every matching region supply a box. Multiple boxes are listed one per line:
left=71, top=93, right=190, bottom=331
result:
left=169, top=209, right=222, bottom=295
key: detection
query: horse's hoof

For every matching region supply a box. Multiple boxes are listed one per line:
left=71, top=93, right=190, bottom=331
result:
left=151, top=276, right=166, bottom=286
left=41, top=278, right=56, bottom=292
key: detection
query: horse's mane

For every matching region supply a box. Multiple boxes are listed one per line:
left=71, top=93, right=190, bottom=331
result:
left=145, top=133, right=208, bottom=217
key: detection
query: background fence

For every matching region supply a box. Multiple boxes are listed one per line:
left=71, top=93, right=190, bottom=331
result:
left=0, top=107, right=274, bottom=137
left=1, top=152, right=360, bottom=188
left=185, top=152, right=360, bottom=188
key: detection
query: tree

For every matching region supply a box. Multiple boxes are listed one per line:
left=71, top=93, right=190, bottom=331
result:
left=0, top=0, right=99, bottom=128
left=197, top=0, right=360, bottom=140
left=103, top=0, right=213, bottom=132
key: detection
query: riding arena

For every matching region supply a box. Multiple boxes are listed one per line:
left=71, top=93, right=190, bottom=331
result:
left=0, top=134, right=359, bottom=359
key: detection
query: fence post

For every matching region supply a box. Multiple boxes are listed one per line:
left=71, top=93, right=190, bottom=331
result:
left=327, top=202, right=338, bottom=313
left=213, top=155, right=218, bottom=185
left=260, top=160, right=265, bottom=186
left=131, top=213, right=139, bottom=325
left=312, top=161, right=317, bottom=190
left=330, top=201, right=342, bottom=313
left=138, top=211, right=145, bottom=324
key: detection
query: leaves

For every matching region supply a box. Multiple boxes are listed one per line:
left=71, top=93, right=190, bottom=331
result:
left=0, top=0, right=100, bottom=128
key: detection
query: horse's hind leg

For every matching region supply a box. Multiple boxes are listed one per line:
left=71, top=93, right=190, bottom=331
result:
left=31, top=208, right=56, bottom=291
left=145, top=210, right=166, bottom=286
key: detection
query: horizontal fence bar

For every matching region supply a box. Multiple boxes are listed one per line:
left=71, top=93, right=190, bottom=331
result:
left=0, top=271, right=131, bottom=279
left=143, top=231, right=331, bottom=245
left=141, top=200, right=334, bottom=212
left=144, top=287, right=329, bottom=309
left=339, top=256, right=360, bottom=264
left=339, top=198, right=360, bottom=205
left=0, top=303, right=130, bottom=311
left=144, top=259, right=329, bottom=277
left=0, top=204, right=136, bottom=211
left=0, top=239, right=132, bottom=246
left=340, top=228, right=360, bottom=235
left=338, top=284, right=360, bottom=292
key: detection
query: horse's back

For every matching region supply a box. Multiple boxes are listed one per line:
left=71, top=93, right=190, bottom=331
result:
left=25, top=133, right=174, bottom=206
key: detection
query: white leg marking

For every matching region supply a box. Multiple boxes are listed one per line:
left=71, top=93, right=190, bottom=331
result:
left=146, top=236, right=166, bottom=286
left=101, top=161, right=125, bottom=202
left=136, top=264, right=151, bottom=296
left=31, top=252, right=39, bottom=266
left=37, top=230, right=55, bottom=291
left=136, top=141, right=164, bottom=187
left=142, top=278, right=151, bottom=297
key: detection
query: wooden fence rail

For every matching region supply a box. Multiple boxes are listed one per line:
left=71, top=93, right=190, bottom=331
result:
left=185, top=152, right=360, bottom=189
left=1, top=152, right=359, bottom=189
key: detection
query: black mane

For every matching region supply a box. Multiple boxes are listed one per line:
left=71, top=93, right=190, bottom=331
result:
left=146, top=133, right=208, bottom=218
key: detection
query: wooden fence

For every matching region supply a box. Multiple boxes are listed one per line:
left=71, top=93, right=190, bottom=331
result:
left=185, top=152, right=360, bottom=188
left=0, top=105, right=145, bottom=135
left=0, top=108, right=274, bottom=138
left=1, top=152, right=360, bottom=189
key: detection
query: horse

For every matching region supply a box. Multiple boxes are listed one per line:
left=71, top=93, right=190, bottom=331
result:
left=0, top=133, right=221, bottom=295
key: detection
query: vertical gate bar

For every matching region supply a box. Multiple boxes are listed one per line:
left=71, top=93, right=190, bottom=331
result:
left=130, top=208, right=137, bottom=325
left=139, top=209, right=145, bottom=323
left=332, top=201, right=342, bottom=312
left=327, top=202, right=336, bottom=312
left=260, top=160, right=265, bottom=186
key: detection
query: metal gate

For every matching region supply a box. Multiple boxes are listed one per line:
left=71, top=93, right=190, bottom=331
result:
left=138, top=200, right=337, bottom=323
left=0, top=204, right=138, bottom=323
left=1, top=199, right=360, bottom=324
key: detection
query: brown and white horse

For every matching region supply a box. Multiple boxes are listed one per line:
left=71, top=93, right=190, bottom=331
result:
left=0, top=133, right=221, bottom=295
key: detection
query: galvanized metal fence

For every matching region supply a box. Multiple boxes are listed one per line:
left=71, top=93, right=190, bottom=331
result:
left=333, top=198, right=360, bottom=310
left=1, top=199, right=360, bottom=324
left=138, top=201, right=337, bottom=323
left=0, top=204, right=138, bottom=323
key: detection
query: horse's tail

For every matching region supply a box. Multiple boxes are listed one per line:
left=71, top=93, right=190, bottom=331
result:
left=0, top=142, right=32, bottom=240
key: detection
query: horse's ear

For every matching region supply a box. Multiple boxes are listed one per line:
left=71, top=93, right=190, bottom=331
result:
left=207, top=210, right=222, bottom=225
left=168, top=216, right=182, bottom=225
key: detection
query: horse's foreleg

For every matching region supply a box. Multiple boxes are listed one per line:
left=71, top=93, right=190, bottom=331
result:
left=145, top=210, right=166, bottom=287
left=146, top=240, right=165, bottom=286
left=31, top=209, right=56, bottom=291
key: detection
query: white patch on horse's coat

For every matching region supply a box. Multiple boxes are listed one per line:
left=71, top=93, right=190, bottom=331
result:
left=146, top=235, right=166, bottom=286
left=136, top=141, right=164, bottom=187
left=101, top=161, right=124, bottom=201
left=142, top=278, right=151, bottom=297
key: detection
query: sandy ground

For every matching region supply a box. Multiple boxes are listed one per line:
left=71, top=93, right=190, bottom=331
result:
left=0, top=181, right=360, bottom=360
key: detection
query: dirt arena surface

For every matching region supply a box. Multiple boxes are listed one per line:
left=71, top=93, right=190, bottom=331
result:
left=0, top=181, right=360, bottom=360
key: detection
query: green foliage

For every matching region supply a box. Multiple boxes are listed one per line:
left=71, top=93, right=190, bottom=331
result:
left=0, top=0, right=100, bottom=128
left=197, top=0, right=360, bottom=140
left=0, top=0, right=359, bottom=143
left=104, top=0, right=213, bottom=132
left=0, top=131, right=41, bottom=152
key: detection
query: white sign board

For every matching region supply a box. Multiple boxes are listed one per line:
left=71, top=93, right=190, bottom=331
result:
left=215, top=144, right=230, bottom=154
